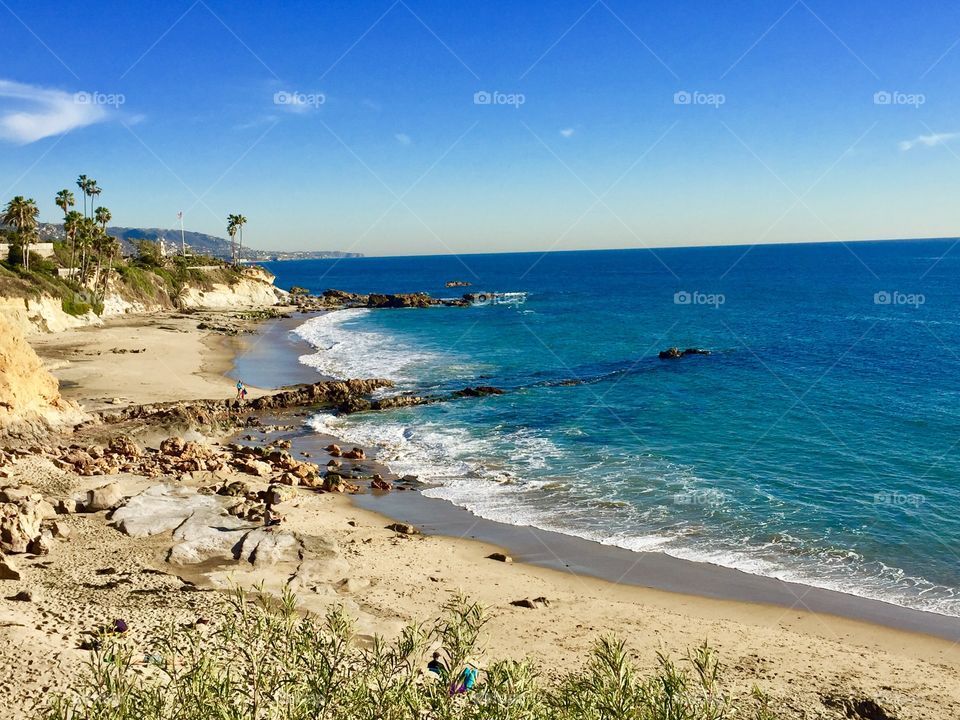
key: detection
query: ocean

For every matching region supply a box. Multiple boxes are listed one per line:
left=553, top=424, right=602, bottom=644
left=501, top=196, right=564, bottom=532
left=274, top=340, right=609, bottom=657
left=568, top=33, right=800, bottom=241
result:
left=261, top=240, right=960, bottom=617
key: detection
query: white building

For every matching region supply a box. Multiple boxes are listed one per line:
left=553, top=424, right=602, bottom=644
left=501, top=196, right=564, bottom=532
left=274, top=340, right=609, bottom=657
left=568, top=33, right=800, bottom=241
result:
left=0, top=242, right=55, bottom=260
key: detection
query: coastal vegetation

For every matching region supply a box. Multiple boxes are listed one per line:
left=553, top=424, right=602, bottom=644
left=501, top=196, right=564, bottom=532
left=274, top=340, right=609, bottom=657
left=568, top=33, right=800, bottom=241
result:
left=1, top=176, right=249, bottom=316
left=41, top=588, right=776, bottom=720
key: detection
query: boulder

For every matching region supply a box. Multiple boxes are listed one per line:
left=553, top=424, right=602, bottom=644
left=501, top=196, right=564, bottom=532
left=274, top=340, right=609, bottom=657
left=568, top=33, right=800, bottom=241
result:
left=487, top=552, right=513, bottom=563
left=371, top=478, right=392, bottom=491
left=218, top=480, right=256, bottom=498
left=0, top=556, right=21, bottom=580
left=50, top=521, right=71, bottom=539
left=325, top=444, right=341, bottom=455
left=235, top=459, right=272, bottom=478
left=386, top=522, right=418, bottom=535
left=55, top=498, right=77, bottom=515
left=0, top=500, right=44, bottom=553
left=342, top=447, right=365, bottom=460
left=160, top=437, right=188, bottom=456
left=510, top=596, right=550, bottom=609
left=28, top=532, right=51, bottom=555
left=108, top=435, right=141, bottom=458
left=263, top=484, right=294, bottom=506
left=82, top=482, right=124, bottom=512
left=235, top=528, right=300, bottom=568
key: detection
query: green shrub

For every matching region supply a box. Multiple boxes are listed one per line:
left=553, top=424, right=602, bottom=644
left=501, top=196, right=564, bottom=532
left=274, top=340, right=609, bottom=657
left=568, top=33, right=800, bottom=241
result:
left=39, top=589, right=775, bottom=720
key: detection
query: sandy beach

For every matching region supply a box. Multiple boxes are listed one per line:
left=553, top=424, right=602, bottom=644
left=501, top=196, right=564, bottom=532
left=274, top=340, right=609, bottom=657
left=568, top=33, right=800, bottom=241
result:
left=1, top=312, right=957, bottom=719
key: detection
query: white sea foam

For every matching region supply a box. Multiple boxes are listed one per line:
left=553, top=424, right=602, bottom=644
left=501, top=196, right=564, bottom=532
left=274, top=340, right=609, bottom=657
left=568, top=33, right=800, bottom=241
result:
left=294, top=310, right=441, bottom=382
left=308, top=411, right=960, bottom=616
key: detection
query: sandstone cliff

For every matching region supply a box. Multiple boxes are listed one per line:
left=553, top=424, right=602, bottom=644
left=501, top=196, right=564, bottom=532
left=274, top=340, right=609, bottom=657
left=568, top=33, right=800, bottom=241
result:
left=0, top=314, right=84, bottom=438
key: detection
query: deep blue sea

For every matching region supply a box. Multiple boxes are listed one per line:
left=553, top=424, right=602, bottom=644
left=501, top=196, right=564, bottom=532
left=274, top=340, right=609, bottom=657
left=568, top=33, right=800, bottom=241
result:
left=262, top=240, right=960, bottom=616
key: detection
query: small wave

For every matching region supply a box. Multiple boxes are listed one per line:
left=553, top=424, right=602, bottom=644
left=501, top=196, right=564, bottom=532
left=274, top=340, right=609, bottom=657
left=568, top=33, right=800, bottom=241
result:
left=294, top=310, right=443, bottom=383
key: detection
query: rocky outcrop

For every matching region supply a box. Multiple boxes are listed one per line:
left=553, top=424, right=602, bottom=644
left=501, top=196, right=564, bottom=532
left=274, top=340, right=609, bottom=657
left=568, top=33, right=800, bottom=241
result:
left=658, top=347, right=711, bottom=359
left=84, top=378, right=394, bottom=431
left=315, top=289, right=469, bottom=310
left=0, top=314, right=85, bottom=438
left=453, top=386, right=505, bottom=397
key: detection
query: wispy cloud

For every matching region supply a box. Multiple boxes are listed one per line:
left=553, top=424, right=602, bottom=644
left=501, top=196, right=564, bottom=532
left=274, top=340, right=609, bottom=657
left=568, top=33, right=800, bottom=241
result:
left=395, top=133, right=412, bottom=146
left=0, top=79, right=112, bottom=144
left=560, top=127, right=575, bottom=138
left=899, top=131, right=960, bottom=151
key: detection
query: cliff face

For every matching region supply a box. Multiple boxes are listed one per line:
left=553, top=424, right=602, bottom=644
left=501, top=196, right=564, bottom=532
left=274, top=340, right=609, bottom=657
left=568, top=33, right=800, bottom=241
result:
left=178, top=269, right=287, bottom=310
left=0, top=266, right=287, bottom=336
left=0, top=314, right=83, bottom=437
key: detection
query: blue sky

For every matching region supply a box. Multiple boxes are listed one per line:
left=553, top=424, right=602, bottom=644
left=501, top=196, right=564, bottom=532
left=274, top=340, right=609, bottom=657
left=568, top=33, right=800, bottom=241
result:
left=1, top=0, right=960, bottom=255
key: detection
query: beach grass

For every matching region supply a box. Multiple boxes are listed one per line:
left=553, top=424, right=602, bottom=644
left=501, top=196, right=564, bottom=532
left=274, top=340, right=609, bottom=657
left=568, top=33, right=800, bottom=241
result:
left=40, top=587, right=776, bottom=720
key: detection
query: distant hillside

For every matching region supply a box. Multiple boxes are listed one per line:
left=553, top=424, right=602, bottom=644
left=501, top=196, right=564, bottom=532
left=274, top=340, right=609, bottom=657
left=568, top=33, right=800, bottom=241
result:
left=35, top=223, right=362, bottom=262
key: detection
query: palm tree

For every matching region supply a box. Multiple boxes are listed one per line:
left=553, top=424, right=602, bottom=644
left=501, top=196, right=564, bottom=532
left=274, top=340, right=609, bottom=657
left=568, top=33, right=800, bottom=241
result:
left=87, top=180, right=101, bottom=215
left=94, top=206, right=111, bottom=233
left=64, top=210, right=83, bottom=278
left=227, top=214, right=239, bottom=265
left=78, top=217, right=97, bottom=282
left=234, top=214, right=247, bottom=264
left=91, top=208, right=111, bottom=289
left=57, top=189, right=76, bottom=268
left=2, top=196, right=39, bottom=270
left=55, top=189, right=75, bottom=218
left=76, top=175, right=89, bottom=217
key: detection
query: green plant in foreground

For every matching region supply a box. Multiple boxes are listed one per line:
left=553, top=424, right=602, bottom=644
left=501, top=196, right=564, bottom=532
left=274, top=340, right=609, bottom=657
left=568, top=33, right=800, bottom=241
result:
left=41, top=588, right=778, bottom=720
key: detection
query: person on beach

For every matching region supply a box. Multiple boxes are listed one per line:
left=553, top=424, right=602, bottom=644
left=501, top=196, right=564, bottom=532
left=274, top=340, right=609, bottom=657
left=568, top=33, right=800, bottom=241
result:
left=427, top=652, right=445, bottom=676
left=236, top=380, right=244, bottom=400
left=448, top=665, right=478, bottom=695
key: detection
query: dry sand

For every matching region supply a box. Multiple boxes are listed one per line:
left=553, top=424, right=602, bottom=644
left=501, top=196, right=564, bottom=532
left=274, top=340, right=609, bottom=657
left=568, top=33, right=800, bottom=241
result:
left=1, top=314, right=957, bottom=719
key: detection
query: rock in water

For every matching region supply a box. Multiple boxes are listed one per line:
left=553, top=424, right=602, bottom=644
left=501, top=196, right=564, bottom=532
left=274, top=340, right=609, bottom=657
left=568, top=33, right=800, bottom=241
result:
left=453, top=386, right=505, bottom=397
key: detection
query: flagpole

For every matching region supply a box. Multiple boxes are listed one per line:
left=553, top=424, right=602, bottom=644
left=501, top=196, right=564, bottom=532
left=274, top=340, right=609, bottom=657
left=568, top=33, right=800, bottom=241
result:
left=178, top=211, right=185, bottom=256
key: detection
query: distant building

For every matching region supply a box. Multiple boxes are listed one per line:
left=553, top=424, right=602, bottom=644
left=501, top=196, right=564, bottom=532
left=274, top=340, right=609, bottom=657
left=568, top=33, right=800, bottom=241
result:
left=0, top=242, right=55, bottom=260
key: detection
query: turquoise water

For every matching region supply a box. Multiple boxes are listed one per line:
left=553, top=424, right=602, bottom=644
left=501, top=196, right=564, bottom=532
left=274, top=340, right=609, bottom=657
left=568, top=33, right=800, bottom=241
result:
left=263, top=240, right=960, bottom=616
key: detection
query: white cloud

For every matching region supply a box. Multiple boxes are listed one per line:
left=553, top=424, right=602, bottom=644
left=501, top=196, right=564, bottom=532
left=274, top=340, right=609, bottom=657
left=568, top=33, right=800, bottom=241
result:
left=0, top=79, right=110, bottom=144
left=560, top=127, right=575, bottom=138
left=898, top=132, right=960, bottom=151
left=395, top=133, right=412, bottom=146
